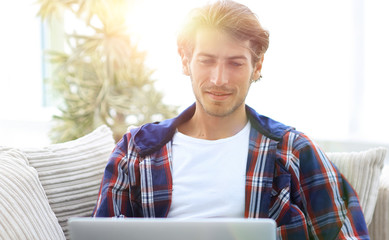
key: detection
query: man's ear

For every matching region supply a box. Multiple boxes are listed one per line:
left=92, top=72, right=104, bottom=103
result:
left=178, top=48, right=190, bottom=76
left=252, top=56, right=264, bottom=81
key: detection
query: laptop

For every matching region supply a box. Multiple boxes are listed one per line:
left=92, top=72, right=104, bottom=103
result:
left=68, top=217, right=277, bottom=240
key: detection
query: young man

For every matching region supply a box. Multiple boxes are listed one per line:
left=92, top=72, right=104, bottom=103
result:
left=93, top=1, right=369, bottom=239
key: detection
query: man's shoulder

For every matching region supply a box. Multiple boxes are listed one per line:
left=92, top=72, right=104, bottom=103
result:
left=126, top=118, right=175, bottom=157
left=246, top=105, right=295, bottom=141
left=126, top=104, right=196, bottom=157
left=246, top=106, right=318, bottom=154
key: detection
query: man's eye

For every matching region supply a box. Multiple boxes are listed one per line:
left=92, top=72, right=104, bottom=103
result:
left=230, top=62, right=243, bottom=67
left=200, top=59, right=214, bottom=65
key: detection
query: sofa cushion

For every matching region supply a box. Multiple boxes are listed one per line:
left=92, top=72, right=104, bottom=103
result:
left=327, top=147, right=387, bottom=226
left=19, top=125, right=115, bottom=239
left=0, top=149, right=65, bottom=239
left=368, top=165, right=389, bottom=239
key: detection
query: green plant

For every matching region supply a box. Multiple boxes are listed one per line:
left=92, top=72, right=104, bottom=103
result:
left=37, top=0, right=177, bottom=142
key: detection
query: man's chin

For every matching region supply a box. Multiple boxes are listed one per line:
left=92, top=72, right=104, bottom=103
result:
left=196, top=96, right=245, bottom=118
left=202, top=104, right=236, bottom=118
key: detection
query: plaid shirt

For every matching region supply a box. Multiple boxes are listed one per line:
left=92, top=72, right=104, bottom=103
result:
left=93, top=104, right=369, bottom=239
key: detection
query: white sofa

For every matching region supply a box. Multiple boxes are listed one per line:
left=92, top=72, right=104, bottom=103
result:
left=0, top=125, right=387, bottom=239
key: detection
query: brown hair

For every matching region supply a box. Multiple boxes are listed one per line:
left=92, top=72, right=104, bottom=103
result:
left=177, top=0, right=269, bottom=65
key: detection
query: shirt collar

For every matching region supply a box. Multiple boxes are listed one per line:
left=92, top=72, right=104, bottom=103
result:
left=130, top=103, right=294, bottom=157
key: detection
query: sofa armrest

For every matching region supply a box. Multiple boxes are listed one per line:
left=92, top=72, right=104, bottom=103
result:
left=368, top=165, right=389, bottom=239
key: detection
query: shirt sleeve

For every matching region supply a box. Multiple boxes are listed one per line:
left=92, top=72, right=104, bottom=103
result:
left=92, top=134, right=133, bottom=217
left=297, top=134, right=369, bottom=239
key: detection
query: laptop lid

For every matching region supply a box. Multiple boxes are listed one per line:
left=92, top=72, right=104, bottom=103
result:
left=68, top=217, right=277, bottom=240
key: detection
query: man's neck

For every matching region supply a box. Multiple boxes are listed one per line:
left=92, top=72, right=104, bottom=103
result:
left=177, top=103, right=248, bottom=140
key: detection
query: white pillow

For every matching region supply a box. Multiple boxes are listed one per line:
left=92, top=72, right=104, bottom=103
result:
left=368, top=165, right=389, bottom=240
left=19, top=125, right=115, bottom=239
left=0, top=149, right=65, bottom=239
left=326, top=147, right=387, bottom=226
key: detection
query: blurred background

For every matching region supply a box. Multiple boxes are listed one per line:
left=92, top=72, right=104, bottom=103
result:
left=0, top=0, right=388, bottom=159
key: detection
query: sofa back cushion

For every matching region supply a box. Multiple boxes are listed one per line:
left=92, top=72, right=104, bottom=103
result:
left=327, top=147, right=387, bottom=226
left=0, top=149, right=65, bottom=239
left=18, top=125, right=115, bottom=239
left=368, top=165, right=389, bottom=239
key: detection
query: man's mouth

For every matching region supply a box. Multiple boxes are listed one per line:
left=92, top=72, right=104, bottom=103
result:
left=206, top=91, right=232, bottom=100
left=210, top=91, right=230, bottom=96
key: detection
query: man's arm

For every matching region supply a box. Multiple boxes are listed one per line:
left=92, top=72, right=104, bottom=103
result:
left=92, top=135, right=132, bottom=217
left=297, top=134, right=369, bottom=239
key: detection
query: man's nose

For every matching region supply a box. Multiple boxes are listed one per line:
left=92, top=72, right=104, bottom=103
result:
left=210, top=63, right=228, bottom=86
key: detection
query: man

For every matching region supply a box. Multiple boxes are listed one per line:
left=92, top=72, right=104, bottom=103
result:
left=93, top=1, right=369, bottom=239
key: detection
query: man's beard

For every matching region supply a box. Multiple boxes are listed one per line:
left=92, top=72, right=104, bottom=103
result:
left=198, top=96, right=243, bottom=118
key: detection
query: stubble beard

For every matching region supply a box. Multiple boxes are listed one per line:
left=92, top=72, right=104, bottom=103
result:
left=197, top=95, right=246, bottom=118
left=192, top=82, right=250, bottom=118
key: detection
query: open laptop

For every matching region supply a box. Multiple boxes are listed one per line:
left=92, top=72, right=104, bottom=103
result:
left=68, top=217, right=277, bottom=240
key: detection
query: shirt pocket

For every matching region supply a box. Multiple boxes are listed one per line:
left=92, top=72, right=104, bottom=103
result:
left=269, top=174, right=292, bottom=224
left=270, top=174, right=310, bottom=239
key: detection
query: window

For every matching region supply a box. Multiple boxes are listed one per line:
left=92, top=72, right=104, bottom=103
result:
left=0, top=0, right=52, bottom=147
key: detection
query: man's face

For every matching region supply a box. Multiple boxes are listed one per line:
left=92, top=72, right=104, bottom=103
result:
left=182, top=28, right=263, bottom=118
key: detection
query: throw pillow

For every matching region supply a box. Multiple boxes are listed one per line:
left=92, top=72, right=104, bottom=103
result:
left=20, top=125, right=115, bottom=239
left=326, top=147, right=387, bottom=226
left=368, top=165, right=389, bottom=240
left=0, top=149, right=65, bottom=239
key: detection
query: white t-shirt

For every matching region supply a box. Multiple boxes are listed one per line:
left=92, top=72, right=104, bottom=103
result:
left=167, top=121, right=251, bottom=218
